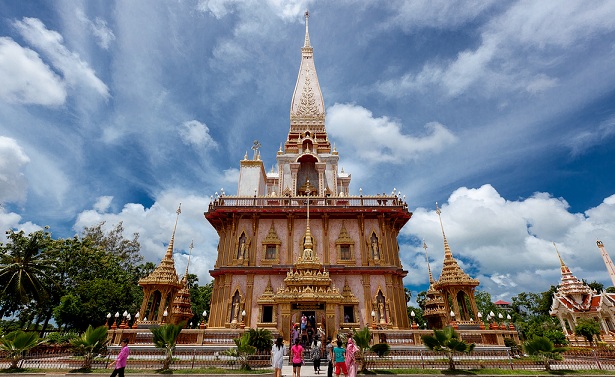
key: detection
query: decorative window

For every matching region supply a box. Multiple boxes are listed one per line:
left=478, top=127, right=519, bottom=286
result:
left=335, top=222, right=355, bottom=265
left=262, top=306, right=274, bottom=323
left=261, top=222, right=281, bottom=265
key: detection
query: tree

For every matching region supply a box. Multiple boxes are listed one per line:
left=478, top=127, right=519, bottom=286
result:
left=583, top=280, right=604, bottom=294
left=523, top=336, right=566, bottom=371
left=151, top=323, right=184, bottom=371
left=352, top=326, right=372, bottom=372
left=0, top=330, right=44, bottom=369
left=575, top=318, right=601, bottom=346
left=70, top=325, right=109, bottom=371
left=421, top=326, right=475, bottom=370
left=225, top=332, right=256, bottom=370
left=416, top=290, right=427, bottom=311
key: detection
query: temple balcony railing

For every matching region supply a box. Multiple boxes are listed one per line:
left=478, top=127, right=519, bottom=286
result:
left=208, top=195, right=408, bottom=209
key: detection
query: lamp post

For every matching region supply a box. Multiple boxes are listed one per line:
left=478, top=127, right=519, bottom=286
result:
left=163, top=309, right=168, bottom=324
left=133, top=312, right=140, bottom=329
left=240, top=310, right=246, bottom=329
left=411, top=311, right=418, bottom=329
left=371, top=310, right=376, bottom=329
left=477, top=312, right=484, bottom=329
left=200, top=310, right=207, bottom=329
left=112, top=312, right=119, bottom=330
left=450, top=310, right=458, bottom=329
left=106, top=313, right=112, bottom=328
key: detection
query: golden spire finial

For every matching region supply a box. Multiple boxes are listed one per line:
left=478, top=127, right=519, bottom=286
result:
left=553, top=241, right=565, bottom=267
left=435, top=202, right=453, bottom=259
left=164, top=203, right=182, bottom=259
left=423, top=240, right=435, bottom=284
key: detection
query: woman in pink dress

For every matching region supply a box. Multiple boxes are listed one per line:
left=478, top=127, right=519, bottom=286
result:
left=291, top=338, right=304, bottom=377
left=345, top=336, right=358, bottom=377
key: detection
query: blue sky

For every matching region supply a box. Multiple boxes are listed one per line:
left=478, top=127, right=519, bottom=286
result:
left=1, top=1, right=615, bottom=303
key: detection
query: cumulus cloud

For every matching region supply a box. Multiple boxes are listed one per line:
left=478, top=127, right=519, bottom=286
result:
left=401, top=184, right=615, bottom=300
left=178, top=120, right=218, bottom=149
left=327, top=103, right=457, bottom=163
left=74, top=190, right=217, bottom=283
left=0, top=37, right=66, bottom=105
left=75, top=9, right=116, bottom=49
left=0, top=137, right=30, bottom=203
left=13, top=17, right=109, bottom=98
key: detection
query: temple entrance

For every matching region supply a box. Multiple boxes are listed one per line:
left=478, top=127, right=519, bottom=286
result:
left=292, top=302, right=325, bottom=346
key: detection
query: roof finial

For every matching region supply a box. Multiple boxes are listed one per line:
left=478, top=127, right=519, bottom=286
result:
left=423, top=240, right=435, bottom=284
left=184, top=240, right=193, bottom=278
left=164, top=203, right=182, bottom=259
left=435, top=202, right=453, bottom=259
left=553, top=241, right=565, bottom=267
left=304, top=10, right=311, bottom=48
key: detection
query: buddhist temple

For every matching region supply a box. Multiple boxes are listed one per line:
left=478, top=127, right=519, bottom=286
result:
left=204, top=11, right=411, bottom=340
left=550, top=241, right=615, bottom=343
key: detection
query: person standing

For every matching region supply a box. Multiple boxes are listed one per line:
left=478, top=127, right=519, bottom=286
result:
left=332, top=339, right=347, bottom=377
left=325, top=336, right=334, bottom=377
left=109, top=338, right=130, bottom=377
left=312, top=335, right=322, bottom=374
left=271, top=337, right=286, bottom=377
left=291, top=338, right=304, bottom=377
left=345, top=336, right=358, bottom=377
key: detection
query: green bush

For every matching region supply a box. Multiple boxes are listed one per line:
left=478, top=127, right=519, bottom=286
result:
left=370, top=343, right=390, bottom=357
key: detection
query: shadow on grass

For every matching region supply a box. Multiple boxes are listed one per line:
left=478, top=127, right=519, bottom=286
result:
left=0, top=368, right=26, bottom=374
left=442, top=370, right=477, bottom=375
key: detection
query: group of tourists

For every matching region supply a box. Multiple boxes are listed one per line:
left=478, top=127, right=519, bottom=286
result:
left=271, top=333, right=358, bottom=377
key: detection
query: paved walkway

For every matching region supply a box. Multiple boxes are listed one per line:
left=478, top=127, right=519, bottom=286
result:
left=281, top=361, right=328, bottom=377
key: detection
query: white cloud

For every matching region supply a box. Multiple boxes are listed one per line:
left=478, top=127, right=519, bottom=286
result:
left=401, top=184, right=615, bottom=299
left=381, top=1, right=615, bottom=97
left=0, top=136, right=30, bottom=203
left=13, top=17, right=110, bottom=98
left=198, top=0, right=310, bottom=20
left=93, top=196, right=113, bottom=213
left=178, top=120, right=218, bottom=149
left=74, top=190, right=217, bottom=284
left=75, top=9, right=116, bottom=50
left=327, top=103, right=457, bottom=163
left=385, top=0, right=498, bottom=31
left=0, top=37, right=66, bottom=105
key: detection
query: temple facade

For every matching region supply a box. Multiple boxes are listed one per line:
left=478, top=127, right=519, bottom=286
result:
left=204, top=12, right=411, bottom=341
left=550, top=241, right=615, bottom=344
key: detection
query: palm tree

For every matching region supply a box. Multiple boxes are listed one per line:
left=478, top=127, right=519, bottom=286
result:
left=523, top=336, right=566, bottom=371
left=352, top=326, right=372, bottom=372
left=421, top=326, right=475, bottom=370
left=0, top=330, right=44, bottom=369
left=247, top=328, right=273, bottom=352
left=70, top=325, right=109, bottom=371
left=225, top=332, right=256, bottom=370
left=150, top=323, right=184, bottom=371
left=0, top=230, right=55, bottom=310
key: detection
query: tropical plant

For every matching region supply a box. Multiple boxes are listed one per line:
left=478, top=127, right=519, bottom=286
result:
left=225, top=332, right=256, bottom=370
left=421, top=326, right=475, bottom=370
left=575, top=318, right=601, bottom=346
left=352, top=326, right=372, bottom=372
left=0, top=229, right=55, bottom=313
left=247, top=328, right=273, bottom=352
left=0, top=330, right=44, bottom=369
left=370, top=343, right=390, bottom=357
left=523, top=336, right=566, bottom=371
left=70, top=325, right=109, bottom=371
left=151, top=323, right=184, bottom=371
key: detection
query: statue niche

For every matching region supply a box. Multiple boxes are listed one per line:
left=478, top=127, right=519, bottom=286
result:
left=235, top=232, right=250, bottom=266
